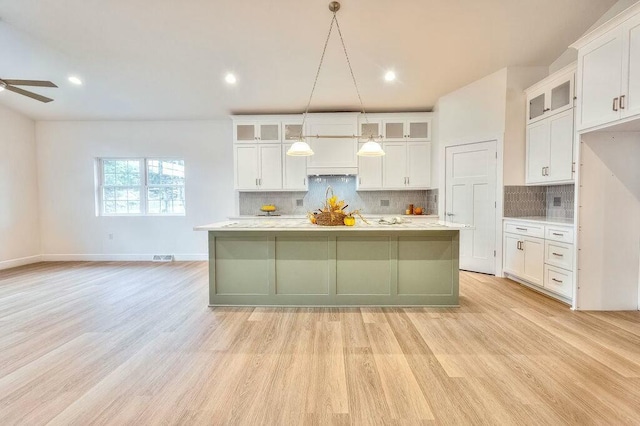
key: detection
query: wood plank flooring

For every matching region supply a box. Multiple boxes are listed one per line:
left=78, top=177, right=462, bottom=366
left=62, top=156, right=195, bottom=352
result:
left=1, top=261, right=639, bottom=425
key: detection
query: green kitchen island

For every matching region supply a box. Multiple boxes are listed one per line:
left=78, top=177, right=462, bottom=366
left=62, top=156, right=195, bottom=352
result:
left=195, top=220, right=466, bottom=307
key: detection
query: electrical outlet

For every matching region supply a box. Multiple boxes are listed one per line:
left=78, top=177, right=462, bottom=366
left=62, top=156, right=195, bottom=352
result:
left=108, top=233, right=114, bottom=240
left=380, top=199, right=390, bottom=207
left=296, top=199, right=304, bottom=207
left=553, top=197, right=561, bottom=207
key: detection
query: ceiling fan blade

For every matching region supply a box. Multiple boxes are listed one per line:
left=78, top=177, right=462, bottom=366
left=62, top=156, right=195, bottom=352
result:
left=5, top=85, right=54, bottom=103
left=2, top=79, right=58, bottom=88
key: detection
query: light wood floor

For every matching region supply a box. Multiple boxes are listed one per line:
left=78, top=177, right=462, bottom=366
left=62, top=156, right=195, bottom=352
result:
left=1, top=262, right=639, bottom=425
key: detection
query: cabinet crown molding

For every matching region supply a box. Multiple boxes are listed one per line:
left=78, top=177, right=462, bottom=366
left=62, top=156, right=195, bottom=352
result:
left=525, top=62, right=576, bottom=95
left=570, top=2, right=640, bottom=50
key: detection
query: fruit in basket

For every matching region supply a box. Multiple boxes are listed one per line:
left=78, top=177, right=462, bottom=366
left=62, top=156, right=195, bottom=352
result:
left=260, top=204, right=276, bottom=212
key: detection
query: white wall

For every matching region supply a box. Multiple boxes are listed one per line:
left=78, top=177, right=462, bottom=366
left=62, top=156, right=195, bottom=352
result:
left=576, top=132, right=640, bottom=310
left=437, top=68, right=508, bottom=146
left=36, top=120, right=234, bottom=260
left=0, top=104, right=41, bottom=269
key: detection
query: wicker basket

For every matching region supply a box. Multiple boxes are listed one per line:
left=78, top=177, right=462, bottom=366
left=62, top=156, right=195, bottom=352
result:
left=314, top=186, right=346, bottom=226
left=315, top=210, right=346, bottom=226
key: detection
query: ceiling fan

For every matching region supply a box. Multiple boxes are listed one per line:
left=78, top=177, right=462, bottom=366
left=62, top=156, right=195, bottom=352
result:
left=0, top=78, right=58, bottom=103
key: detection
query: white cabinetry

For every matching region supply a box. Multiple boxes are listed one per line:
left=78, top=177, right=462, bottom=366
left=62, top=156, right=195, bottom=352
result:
left=282, top=144, right=307, bottom=190
left=234, top=122, right=281, bottom=143
left=525, top=64, right=576, bottom=185
left=306, top=114, right=359, bottom=175
left=382, top=118, right=431, bottom=141
left=382, top=142, right=431, bottom=189
left=503, top=219, right=574, bottom=302
left=234, top=144, right=283, bottom=190
left=357, top=143, right=383, bottom=189
left=526, top=109, right=574, bottom=184
left=572, top=3, right=640, bottom=131
left=526, top=66, right=575, bottom=124
left=356, top=113, right=433, bottom=191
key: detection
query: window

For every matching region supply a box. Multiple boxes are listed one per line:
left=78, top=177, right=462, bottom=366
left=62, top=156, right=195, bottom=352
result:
left=99, top=158, right=185, bottom=215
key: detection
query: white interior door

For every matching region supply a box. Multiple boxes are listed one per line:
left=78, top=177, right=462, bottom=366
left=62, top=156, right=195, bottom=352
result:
left=445, top=141, right=497, bottom=274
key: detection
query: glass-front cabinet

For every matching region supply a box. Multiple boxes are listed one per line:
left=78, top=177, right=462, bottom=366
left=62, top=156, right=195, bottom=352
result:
left=526, top=65, right=575, bottom=124
left=381, top=118, right=431, bottom=141
left=234, top=122, right=281, bottom=143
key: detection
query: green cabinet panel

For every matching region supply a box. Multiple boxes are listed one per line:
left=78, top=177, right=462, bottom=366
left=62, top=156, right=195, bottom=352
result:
left=336, top=237, right=392, bottom=295
left=214, top=237, right=270, bottom=295
left=397, top=236, right=454, bottom=295
left=275, top=237, right=330, bottom=295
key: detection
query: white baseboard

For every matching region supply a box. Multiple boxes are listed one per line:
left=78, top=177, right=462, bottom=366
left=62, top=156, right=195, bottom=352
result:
left=40, top=254, right=208, bottom=262
left=0, top=255, right=42, bottom=271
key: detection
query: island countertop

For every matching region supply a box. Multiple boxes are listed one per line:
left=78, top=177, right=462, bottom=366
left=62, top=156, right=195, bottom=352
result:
left=195, top=219, right=471, bottom=232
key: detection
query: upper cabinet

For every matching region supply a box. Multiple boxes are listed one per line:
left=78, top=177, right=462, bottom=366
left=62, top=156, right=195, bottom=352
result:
left=526, top=65, right=575, bottom=125
left=525, top=64, right=576, bottom=186
left=234, top=121, right=281, bottom=143
left=571, top=3, right=640, bottom=131
left=382, top=117, right=431, bottom=141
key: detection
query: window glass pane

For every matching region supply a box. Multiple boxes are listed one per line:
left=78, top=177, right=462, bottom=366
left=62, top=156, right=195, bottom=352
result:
left=147, top=186, right=186, bottom=214
left=147, top=160, right=185, bottom=185
left=104, top=201, right=116, bottom=214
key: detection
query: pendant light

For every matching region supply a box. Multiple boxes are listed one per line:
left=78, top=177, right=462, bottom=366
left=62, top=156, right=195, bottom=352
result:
left=287, top=1, right=384, bottom=157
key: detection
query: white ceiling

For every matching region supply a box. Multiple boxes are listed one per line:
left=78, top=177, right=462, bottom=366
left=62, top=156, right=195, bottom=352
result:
left=0, top=0, right=619, bottom=120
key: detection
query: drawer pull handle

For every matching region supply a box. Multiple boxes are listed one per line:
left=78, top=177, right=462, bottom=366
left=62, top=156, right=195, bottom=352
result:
left=515, top=227, right=528, bottom=231
left=552, top=232, right=564, bottom=236
left=551, top=278, right=563, bottom=283
left=552, top=252, right=564, bottom=257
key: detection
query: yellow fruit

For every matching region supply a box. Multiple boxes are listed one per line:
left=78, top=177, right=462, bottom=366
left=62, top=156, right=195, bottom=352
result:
left=343, top=216, right=356, bottom=226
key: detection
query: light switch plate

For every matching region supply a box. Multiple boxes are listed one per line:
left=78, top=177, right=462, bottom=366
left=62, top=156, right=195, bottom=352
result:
left=380, top=199, right=390, bottom=207
left=553, top=197, right=561, bottom=207
left=296, top=199, right=304, bottom=207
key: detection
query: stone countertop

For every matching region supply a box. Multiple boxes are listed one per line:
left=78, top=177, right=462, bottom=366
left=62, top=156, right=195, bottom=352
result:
left=228, top=214, right=439, bottom=220
left=503, top=216, right=574, bottom=226
left=195, top=219, right=469, bottom=232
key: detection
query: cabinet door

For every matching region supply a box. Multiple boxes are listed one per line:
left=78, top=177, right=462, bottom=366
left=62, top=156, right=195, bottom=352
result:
left=578, top=28, right=624, bottom=130
left=522, top=237, right=544, bottom=286
left=307, top=122, right=358, bottom=169
left=283, top=123, right=303, bottom=141
left=406, top=120, right=431, bottom=141
left=360, top=121, right=382, bottom=139
left=547, top=110, right=574, bottom=183
left=503, top=234, right=524, bottom=276
left=382, top=142, right=407, bottom=189
left=258, top=145, right=282, bottom=190
left=235, top=145, right=259, bottom=189
left=383, top=121, right=406, bottom=141
left=234, top=124, right=257, bottom=143
left=357, top=143, right=383, bottom=189
left=622, top=13, right=640, bottom=118
left=548, top=73, right=575, bottom=116
left=258, top=123, right=281, bottom=143
left=283, top=143, right=308, bottom=190
left=528, top=92, right=546, bottom=123
left=526, top=120, right=550, bottom=184
left=406, top=142, right=431, bottom=188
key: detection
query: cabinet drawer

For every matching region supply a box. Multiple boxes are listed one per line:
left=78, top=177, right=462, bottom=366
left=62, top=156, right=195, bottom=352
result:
left=545, top=225, right=574, bottom=243
left=544, top=265, right=573, bottom=298
left=504, top=222, right=545, bottom=238
left=545, top=240, right=574, bottom=271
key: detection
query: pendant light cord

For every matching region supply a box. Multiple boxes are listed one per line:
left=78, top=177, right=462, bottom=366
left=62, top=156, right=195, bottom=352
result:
left=300, top=8, right=369, bottom=137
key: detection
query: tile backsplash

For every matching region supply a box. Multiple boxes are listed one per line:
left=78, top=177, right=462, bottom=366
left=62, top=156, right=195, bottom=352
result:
left=504, top=184, right=574, bottom=219
left=239, top=176, right=438, bottom=216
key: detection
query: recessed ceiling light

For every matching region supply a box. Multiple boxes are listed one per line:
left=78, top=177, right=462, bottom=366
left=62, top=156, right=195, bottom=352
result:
left=384, top=71, right=396, bottom=82
left=68, top=76, right=83, bottom=85
left=225, top=73, right=237, bottom=85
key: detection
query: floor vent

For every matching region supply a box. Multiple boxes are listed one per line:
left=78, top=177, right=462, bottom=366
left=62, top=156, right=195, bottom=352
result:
left=152, top=255, right=174, bottom=262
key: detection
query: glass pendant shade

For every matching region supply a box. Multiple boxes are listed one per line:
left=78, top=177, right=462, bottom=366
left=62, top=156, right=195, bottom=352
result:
left=357, top=140, right=385, bottom=157
left=287, top=140, right=314, bottom=156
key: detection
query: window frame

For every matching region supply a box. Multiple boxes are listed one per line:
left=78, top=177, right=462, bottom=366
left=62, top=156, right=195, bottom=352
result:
left=98, top=157, right=186, bottom=217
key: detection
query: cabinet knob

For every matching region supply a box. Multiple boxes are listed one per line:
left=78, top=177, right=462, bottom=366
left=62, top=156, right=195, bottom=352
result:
left=613, top=97, right=619, bottom=112
left=620, top=95, right=626, bottom=109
